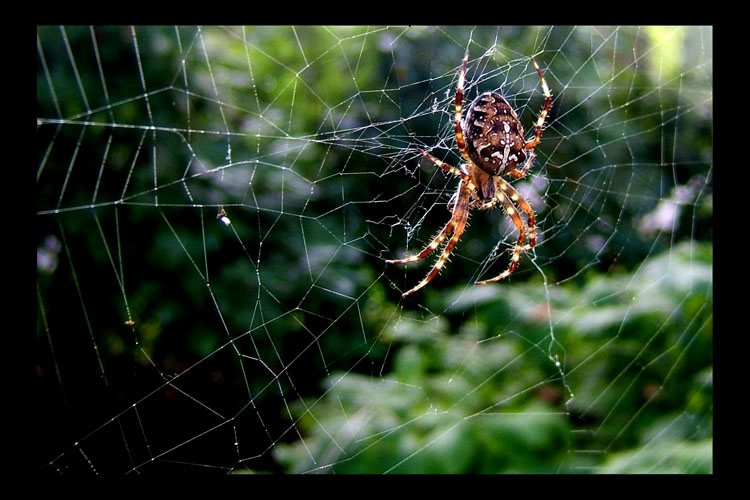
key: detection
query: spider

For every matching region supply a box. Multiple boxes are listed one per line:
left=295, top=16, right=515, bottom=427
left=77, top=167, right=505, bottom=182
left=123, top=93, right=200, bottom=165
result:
left=387, top=51, right=552, bottom=297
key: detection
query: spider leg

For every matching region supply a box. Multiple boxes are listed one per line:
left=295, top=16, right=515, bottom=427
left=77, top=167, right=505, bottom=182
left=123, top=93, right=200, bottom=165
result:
left=474, top=178, right=535, bottom=286
left=523, top=58, right=552, bottom=151
left=478, top=193, right=501, bottom=211
left=400, top=182, right=472, bottom=296
left=387, top=151, right=478, bottom=269
left=454, top=51, right=474, bottom=165
left=385, top=185, right=462, bottom=265
left=418, top=149, right=469, bottom=181
left=496, top=176, right=537, bottom=248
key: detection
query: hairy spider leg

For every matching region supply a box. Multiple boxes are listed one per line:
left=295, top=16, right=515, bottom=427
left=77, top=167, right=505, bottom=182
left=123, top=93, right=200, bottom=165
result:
left=473, top=175, right=536, bottom=248
left=474, top=185, right=528, bottom=286
left=386, top=151, right=474, bottom=266
left=400, top=181, right=472, bottom=296
left=523, top=58, right=552, bottom=151
left=387, top=150, right=479, bottom=296
left=385, top=192, right=459, bottom=265
left=417, top=149, right=469, bottom=181
left=454, top=51, right=473, bottom=165
left=496, top=176, right=537, bottom=248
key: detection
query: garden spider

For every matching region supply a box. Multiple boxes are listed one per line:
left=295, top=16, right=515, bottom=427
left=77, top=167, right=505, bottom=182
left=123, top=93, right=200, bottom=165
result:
left=387, top=51, right=552, bottom=297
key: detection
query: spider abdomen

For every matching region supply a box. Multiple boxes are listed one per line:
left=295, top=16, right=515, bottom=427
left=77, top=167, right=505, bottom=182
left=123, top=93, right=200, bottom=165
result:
left=464, top=92, right=527, bottom=176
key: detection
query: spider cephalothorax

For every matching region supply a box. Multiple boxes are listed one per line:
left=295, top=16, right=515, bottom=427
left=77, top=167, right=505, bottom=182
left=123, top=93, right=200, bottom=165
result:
left=387, top=51, right=552, bottom=296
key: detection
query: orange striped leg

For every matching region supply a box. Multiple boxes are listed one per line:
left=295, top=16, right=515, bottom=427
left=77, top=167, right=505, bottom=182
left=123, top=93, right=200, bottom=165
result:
left=495, top=177, right=536, bottom=248
left=385, top=193, right=461, bottom=266
left=474, top=183, right=529, bottom=286
left=418, top=149, right=468, bottom=181
left=523, top=58, right=552, bottom=151
left=478, top=178, right=536, bottom=246
left=417, top=148, right=478, bottom=214
left=400, top=182, right=472, bottom=296
left=386, top=152, right=474, bottom=265
left=454, top=51, right=473, bottom=166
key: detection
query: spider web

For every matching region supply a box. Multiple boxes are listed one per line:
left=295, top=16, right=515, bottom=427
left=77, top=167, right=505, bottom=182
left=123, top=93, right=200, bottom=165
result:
left=36, top=26, right=713, bottom=474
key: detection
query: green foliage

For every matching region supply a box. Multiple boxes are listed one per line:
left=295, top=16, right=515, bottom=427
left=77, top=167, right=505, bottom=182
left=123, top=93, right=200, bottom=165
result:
left=274, top=241, right=712, bottom=473
left=600, top=438, right=712, bottom=474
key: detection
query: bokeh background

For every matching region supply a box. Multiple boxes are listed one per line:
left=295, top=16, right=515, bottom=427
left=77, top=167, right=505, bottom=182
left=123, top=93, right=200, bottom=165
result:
left=36, top=26, right=712, bottom=474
